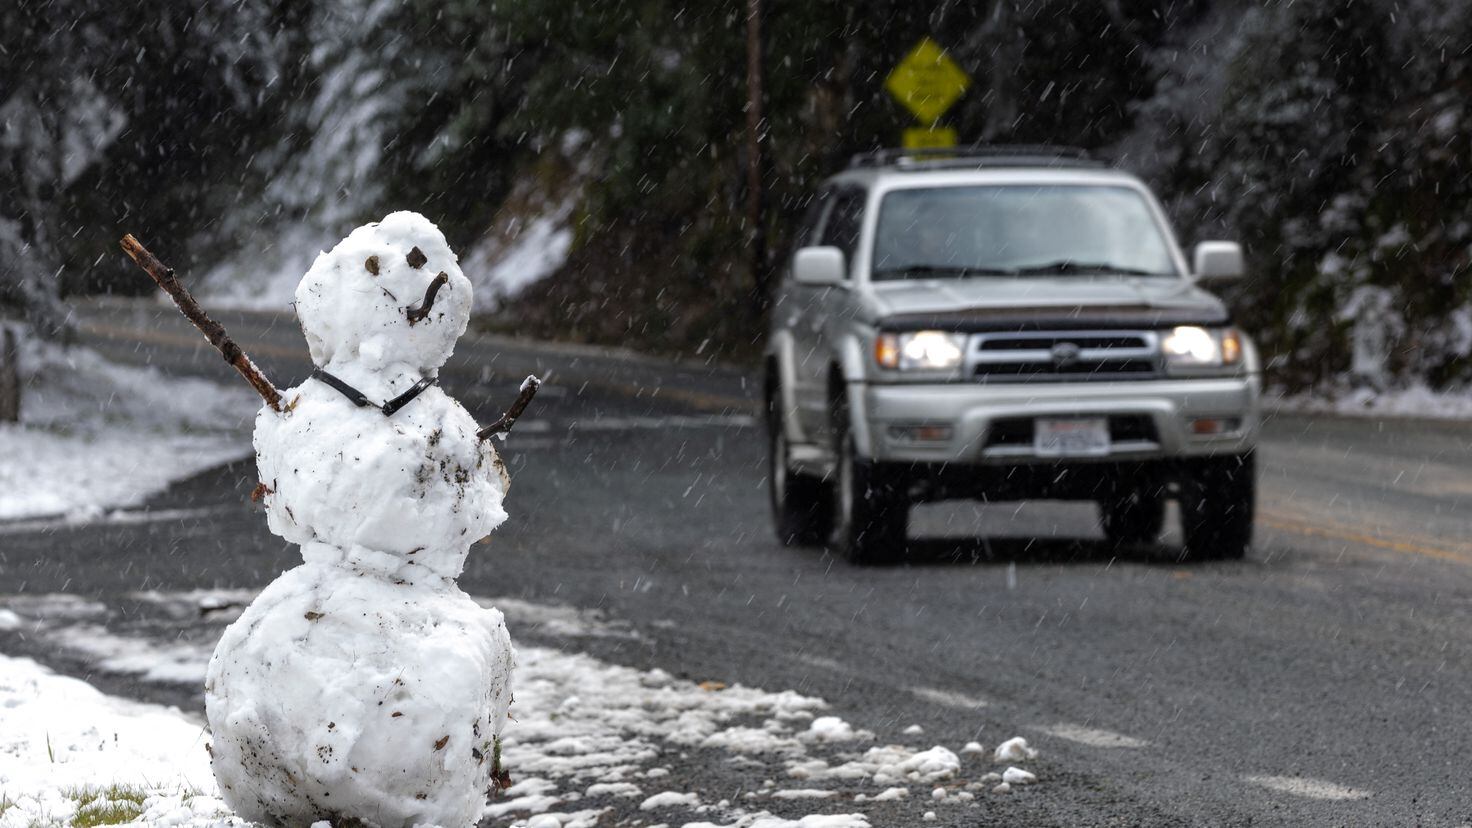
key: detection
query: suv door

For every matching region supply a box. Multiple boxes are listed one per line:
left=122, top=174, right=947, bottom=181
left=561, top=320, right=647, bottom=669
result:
left=793, top=185, right=865, bottom=442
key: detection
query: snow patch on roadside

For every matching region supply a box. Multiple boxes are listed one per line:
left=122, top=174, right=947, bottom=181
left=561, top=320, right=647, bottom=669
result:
left=48, top=624, right=213, bottom=685
left=855, top=787, right=909, bottom=802
left=0, top=593, right=108, bottom=621
left=639, top=790, right=701, bottom=810
left=684, top=814, right=871, bottom=828
left=803, top=716, right=872, bottom=743
left=128, top=589, right=261, bottom=623
left=787, top=745, right=962, bottom=786
left=769, top=789, right=839, bottom=800
left=476, top=595, right=640, bottom=640
left=910, top=685, right=988, bottom=710
left=1272, top=384, right=1472, bottom=421
left=3, top=591, right=1047, bottom=825
left=1035, top=723, right=1149, bottom=749
left=0, top=653, right=239, bottom=828
left=1244, top=774, right=1370, bottom=801
left=1002, top=766, right=1037, bottom=786
left=993, top=737, right=1038, bottom=763
left=0, top=339, right=254, bottom=520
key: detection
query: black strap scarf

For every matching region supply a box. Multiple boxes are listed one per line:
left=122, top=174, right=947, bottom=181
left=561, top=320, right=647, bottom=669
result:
left=312, top=368, right=437, bottom=416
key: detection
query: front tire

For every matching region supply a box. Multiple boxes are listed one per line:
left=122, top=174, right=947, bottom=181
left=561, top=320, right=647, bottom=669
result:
left=1179, top=453, right=1256, bottom=560
left=830, top=398, right=907, bottom=565
left=769, top=421, right=833, bottom=546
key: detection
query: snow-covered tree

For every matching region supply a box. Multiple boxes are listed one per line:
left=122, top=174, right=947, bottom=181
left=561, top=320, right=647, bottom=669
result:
left=1, top=0, right=287, bottom=335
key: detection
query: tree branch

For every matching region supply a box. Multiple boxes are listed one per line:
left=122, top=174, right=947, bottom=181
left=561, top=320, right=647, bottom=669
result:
left=119, top=234, right=283, bottom=411
left=406, top=271, right=449, bottom=325
left=478, top=375, right=542, bottom=440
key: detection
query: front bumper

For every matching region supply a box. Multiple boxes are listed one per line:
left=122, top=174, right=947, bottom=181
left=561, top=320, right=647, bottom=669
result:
left=858, top=376, right=1259, bottom=464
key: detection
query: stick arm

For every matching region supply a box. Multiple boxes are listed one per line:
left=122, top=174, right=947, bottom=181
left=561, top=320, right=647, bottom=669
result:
left=477, top=375, right=542, bottom=440
left=119, top=234, right=283, bottom=412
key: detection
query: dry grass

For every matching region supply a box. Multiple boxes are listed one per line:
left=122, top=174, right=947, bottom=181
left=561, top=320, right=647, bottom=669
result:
left=62, top=784, right=148, bottom=827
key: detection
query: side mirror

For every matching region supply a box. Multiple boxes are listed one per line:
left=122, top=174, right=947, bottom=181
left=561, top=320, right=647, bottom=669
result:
left=1193, top=241, right=1244, bottom=281
left=792, top=246, right=846, bottom=286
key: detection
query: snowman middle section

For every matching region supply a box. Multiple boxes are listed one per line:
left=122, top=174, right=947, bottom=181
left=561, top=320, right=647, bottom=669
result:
left=255, top=366, right=507, bottom=582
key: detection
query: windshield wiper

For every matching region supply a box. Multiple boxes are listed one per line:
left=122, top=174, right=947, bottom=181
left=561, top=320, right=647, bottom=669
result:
left=873, top=265, right=1018, bottom=280
left=1007, top=260, right=1164, bottom=277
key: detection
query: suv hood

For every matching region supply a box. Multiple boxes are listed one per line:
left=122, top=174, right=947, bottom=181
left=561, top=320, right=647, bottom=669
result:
left=869, top=277, right=1230, bottom=331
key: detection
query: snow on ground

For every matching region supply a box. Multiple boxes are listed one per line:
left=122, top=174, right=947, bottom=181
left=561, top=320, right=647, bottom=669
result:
left=0, top=591, right=1045, bottom=826
left=993, top=736, right=1038, bottom=763
left=0, top=337, right=255, bottom=520
left=0, top=654, right=242, bottom=828
left=1271, top=384, right=1472, bottom=421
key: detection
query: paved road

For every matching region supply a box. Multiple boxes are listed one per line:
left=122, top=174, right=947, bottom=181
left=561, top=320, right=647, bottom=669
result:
left=6, top=300, right=1472, bottom=825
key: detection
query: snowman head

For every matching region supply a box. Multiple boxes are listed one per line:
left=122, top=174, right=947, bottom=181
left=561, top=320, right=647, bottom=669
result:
left=295, top=211, right=473, bottom=374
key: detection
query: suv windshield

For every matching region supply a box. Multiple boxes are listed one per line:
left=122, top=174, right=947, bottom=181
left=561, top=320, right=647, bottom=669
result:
left=872, top=185, right=1178, bottom=280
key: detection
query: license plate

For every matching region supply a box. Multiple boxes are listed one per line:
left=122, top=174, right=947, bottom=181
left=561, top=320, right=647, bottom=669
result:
left=1034, top=417, right=1110, bottom=457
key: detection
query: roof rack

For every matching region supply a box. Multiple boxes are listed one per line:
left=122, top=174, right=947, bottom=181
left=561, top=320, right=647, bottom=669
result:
left=847, top=145, right=1106, bottom=171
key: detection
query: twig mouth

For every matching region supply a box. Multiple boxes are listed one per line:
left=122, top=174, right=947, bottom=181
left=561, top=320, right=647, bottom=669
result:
left=407, top=272, right=450, bottom=325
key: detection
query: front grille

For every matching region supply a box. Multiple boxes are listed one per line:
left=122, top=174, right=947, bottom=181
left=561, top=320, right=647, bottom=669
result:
left=968, top=330, right=1159, bottom=383
left=973, top=358, right=1157, bottom=380
left=977, top=334, right=1150, bottom=351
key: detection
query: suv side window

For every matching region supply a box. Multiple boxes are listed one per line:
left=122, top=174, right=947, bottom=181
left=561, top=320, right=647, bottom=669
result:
left=821, top=188, right=866, bottom=277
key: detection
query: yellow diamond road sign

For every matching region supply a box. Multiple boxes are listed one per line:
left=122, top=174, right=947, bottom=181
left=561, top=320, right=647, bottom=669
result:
left=885, top=38, right=971, bottom=125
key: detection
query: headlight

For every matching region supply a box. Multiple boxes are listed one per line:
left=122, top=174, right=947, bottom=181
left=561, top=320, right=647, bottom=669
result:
left=1162, top=326, right=1243, bottom=369
left=876, top=331, right=965, bottom=371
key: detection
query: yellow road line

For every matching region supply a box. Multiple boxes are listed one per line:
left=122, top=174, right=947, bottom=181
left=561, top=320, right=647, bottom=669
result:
left=80, top=321, right=756, bottom=414
left=1261, top=507, right=1472, bottom=560
left=81, top=321, right=307, bottom=361
left=1258, top=510, right=1472, bottom=565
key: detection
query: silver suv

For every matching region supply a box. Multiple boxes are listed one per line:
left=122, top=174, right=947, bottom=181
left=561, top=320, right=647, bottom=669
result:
left=764, top=147, right=1260, bottom=564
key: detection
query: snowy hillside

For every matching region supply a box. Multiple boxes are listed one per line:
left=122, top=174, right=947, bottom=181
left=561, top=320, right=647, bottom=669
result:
left=0, top=338, right=255, bottom=520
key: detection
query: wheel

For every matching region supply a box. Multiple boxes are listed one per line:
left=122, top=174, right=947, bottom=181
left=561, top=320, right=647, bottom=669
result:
left=768, top=416, right=833, bottom=546
left=1178, top=452, right=1255, bottom=560
left=829, top=396, right=907, bottom=565
left=1100, top=481, right=1166, bottom=545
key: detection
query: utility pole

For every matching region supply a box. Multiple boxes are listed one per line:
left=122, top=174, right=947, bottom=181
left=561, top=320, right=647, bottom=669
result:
left=744, top=0, right=768, bottom=310
left=0, top=326, right=17, bottom=423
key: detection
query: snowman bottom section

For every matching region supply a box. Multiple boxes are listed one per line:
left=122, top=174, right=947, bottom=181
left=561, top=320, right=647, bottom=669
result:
left=205, top=562, right=513, bottom=828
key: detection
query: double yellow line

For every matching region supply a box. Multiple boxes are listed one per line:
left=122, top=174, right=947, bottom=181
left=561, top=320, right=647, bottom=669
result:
left=1258, top=509, right=1472, bottom=565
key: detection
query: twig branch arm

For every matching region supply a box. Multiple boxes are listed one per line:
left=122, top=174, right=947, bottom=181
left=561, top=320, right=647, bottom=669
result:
left=478, top=376, right=542, bottom=440
left=119, top=234, right=283, bottom=412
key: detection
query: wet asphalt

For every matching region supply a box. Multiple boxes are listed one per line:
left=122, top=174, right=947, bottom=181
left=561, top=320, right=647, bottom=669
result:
left=3, top=301, right=1472, bottom=826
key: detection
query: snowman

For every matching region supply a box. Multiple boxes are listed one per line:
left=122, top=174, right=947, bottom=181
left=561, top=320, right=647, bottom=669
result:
left=126, top=212, right=532, bottom=827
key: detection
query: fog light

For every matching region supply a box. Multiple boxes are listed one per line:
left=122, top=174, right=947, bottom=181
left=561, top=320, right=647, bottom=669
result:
left=888, top=424, right=954, bottom=443
left=1190, top=417, right=1241, bottom=436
